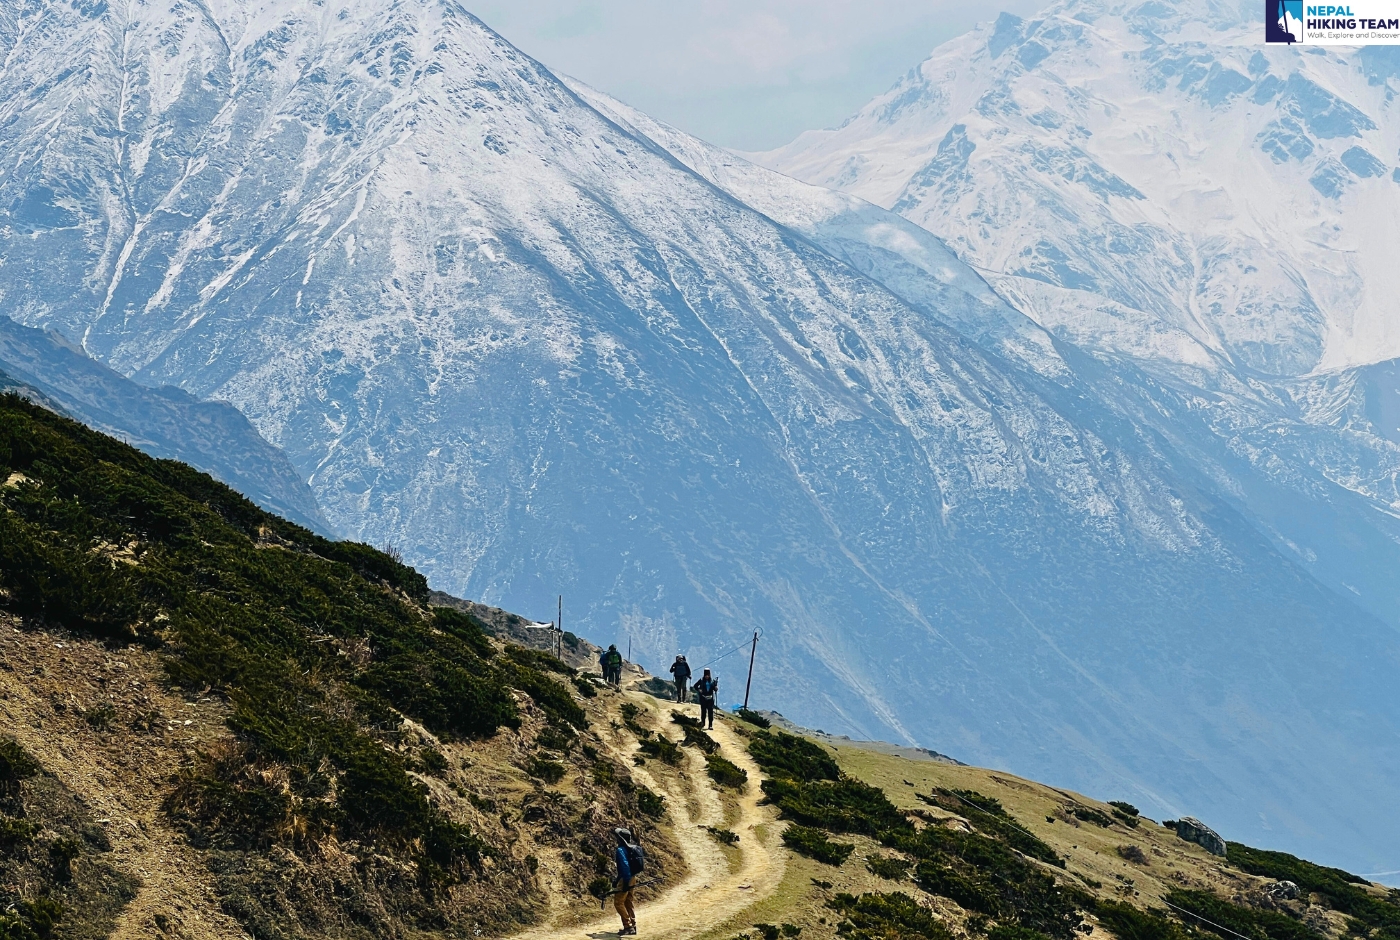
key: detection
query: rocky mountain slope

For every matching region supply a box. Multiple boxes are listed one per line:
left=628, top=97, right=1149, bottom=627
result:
left=0, top=316, right=331, bottom=534
left=750, top=0, right=1400, bottom=630
left=3, top=0, right=1400, bottom=872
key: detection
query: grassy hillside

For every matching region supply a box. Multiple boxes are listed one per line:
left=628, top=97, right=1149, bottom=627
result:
left=3, top=391, right=1395, bottom=940
left=707, top=719, right=1400, bottom=940
left=0, top=394, right=687, bottom=938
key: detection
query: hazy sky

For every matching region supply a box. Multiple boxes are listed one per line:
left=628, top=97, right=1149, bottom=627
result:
left=469, top=1, right=1046, bottom=153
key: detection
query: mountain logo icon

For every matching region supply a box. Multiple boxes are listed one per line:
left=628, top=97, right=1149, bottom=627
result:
left=1267, top=0, right=1303, bottom=41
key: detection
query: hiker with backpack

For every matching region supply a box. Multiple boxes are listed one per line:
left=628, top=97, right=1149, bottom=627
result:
left=668, top=654, right=692, bottom=703
left=693, top=668, right=719, bottom=730
left=612, top=827, right=645, bottom=935
left=600, top=645, right=624, bottom=686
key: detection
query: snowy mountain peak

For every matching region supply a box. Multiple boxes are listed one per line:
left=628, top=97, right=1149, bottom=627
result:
left=752, top=0, right=1400, bottom=377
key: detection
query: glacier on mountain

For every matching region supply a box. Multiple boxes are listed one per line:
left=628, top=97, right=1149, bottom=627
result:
left=2, top=0, right=1400, bottom=873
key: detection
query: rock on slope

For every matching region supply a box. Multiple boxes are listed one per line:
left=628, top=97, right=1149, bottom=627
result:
left=3, top=0, right=1400, bottom=869
left=0, top=316, right=332, bottom=535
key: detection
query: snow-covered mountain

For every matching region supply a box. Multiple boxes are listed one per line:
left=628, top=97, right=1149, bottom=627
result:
left=752, top=0, right=1400, bottom=377
left=3, top=0, right=1400, bottom=872
left=0, top=316, right=332, bottom=534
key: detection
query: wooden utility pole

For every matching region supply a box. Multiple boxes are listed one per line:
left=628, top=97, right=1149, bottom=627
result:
left=556, top=595, right=563, bottom=660
left=742, top=631, right=759, bottom=709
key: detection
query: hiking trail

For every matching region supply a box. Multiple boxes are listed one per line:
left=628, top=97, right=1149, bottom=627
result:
left=509, top=695, right=784, bottom=940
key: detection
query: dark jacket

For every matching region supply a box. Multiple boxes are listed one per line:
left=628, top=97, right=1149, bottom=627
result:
left=693, top=676, right=718, bottom=701
left=669, top=660, right=692, bottom=682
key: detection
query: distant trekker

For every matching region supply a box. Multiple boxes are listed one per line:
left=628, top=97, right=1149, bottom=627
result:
left=601, top=645, right=624, bottom=686
left=693, top=668, right=719, bottom=730
left=612, top=827, right=646, bottom=935
left=668, top=654, right=692, bottom=703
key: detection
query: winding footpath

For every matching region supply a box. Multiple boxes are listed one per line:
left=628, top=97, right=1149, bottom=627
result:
left=510, top=701, right=783, bottom=940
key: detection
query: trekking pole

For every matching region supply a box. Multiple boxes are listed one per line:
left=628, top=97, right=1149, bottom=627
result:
left=599, top=878, right=659, bottom=910
left=742, top=631, right=759, bottom=709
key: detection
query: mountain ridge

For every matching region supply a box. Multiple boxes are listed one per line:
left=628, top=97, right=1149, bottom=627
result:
left=3, top=0, right=1400, bottom=873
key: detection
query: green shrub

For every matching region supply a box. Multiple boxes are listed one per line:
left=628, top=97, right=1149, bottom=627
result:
left=706, top=754, right=749, bottom=789
left=0, top=897, right=63, bottom=940
left=1164, top=890, right=1320, bottom=940
left=417, top=747, right=449, bottom=776
left=888, top=826, right=1086, bottom=939
left=81, top=705, right=117, bottom=731
left=527, top=758, right=567, bottom=784
left=706, top=827, right=740, bottom=845
left=735, top=708, right=771, bottom=729
left=827, top=891, right=954, bottom=940
left=1069, top=806, right=1114, bottom=828
left=0, top=815, right=37, bottom=847
left=867, top=854, right=911, bottom=880
left=762, top=776, right=908, bottom=836
left=671, top=710, right=702, bottom=729
left=573, top=676, right=599, bottom=699
left=636, top=787, right=666, bottom=819
left=504, top=645, right=576, bottom=677
left=748, top=731, right=838, bottom=781
left=0, top=739, right=40, bottom=794
left=1225, top=842, right=1399, bottom=939
left=1108, top=801, right=1140, bottom=817
left=535, top=726, right=575, bottom=753
left=755, top=925, right=780, bottom=940
left=680, top=724, right=719, bottom=753
left=588, top=876, right=612, bottom=899
left=638, top=736, right=681, bottom=765
left=1093, top=899, right=1195, bottom=940
left=782, top=825, right=853, bottom=866
left=988, top=926, right=1053, bottom=940
left=919, top=789, right=1062, bottom=867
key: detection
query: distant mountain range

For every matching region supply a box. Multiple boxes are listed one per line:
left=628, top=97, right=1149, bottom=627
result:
left=2, top=0, right=1399, bottom=874
left=0, top=317, right=331, bottom=535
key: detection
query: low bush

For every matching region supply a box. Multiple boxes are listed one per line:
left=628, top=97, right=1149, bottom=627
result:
left=706, top=754, right=749, bottom=789
left=1225, top=842, right=1399, bottom=939
left=638, top=736, right=682, bottom=766
left=867, top=854, right=912, bottom=880
left=1165, top=890, right=1321, bottom=940
left=671, top=710, right=702, bottom=729
left=679, top=724, right=719, bottom=753
left=706, top=826, right=740, bottom=845
left=635, top=787, right=666, bottom=819
left=763, top=776, right=908, bottom=836
left=1118, top=845, right=1148, bottom=865
left=527, top=758, right=567, bottom=784
left=0, top=739, right=39, bottom=795
left=735, top=708, right=770, bottom=729
left=0, top=897, right=63, bottom=940
left=918, top=789, right=1062, bottom=867
left=827, top=891, right=954, bottom=940
left=886, top=826, right=1087, bottom=940
left=1069, top=806, right=1114, bottom=828
left=748, top=731, right=839, bottom=782
left=1093, top=899, right=1196, bottom=940
left=1109, top=801, right=1140, bottom=817
left=782, top=824, right=854, bottom=866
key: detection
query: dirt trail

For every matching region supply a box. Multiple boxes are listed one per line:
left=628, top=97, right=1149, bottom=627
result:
left=510, top=698, right=783, bottom=940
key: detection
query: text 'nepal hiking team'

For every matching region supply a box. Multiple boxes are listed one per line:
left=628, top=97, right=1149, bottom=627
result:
left=594, top=649, right=722, bottom=934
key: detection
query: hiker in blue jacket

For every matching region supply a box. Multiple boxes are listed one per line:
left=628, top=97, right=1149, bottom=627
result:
left=612, top=827, right=643, bottom=935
